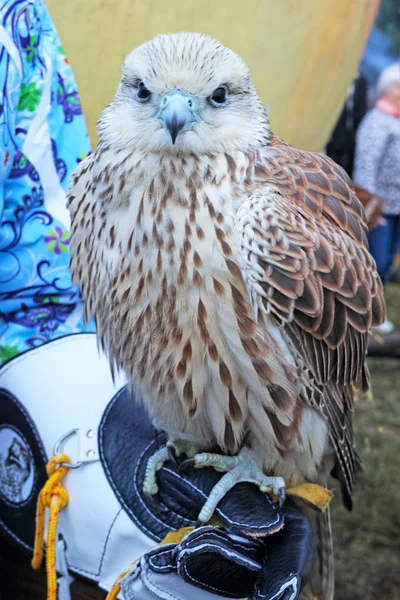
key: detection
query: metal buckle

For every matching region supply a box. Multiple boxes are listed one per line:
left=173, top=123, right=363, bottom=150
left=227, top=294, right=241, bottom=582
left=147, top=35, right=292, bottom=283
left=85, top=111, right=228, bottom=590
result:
left=53, top=428, right=98, bottom=469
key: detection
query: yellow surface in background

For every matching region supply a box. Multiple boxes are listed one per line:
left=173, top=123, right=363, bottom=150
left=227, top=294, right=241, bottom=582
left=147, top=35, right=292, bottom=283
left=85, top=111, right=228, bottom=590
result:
left=48, top=0, right=379, bottom=151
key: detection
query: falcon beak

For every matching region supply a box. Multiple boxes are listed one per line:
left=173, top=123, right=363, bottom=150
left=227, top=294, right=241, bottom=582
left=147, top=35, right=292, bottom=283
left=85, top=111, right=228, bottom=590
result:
left=158, top=91, right=198, bottom=144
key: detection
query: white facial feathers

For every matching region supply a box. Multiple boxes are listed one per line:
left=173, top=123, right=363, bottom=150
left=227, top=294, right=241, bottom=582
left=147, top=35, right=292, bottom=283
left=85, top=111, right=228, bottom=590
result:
left=97, top=32, right=270, bottom=154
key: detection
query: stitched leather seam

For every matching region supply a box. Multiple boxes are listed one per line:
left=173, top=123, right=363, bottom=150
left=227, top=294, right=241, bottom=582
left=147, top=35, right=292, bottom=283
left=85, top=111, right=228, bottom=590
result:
left=67, top=563, right=101, bottom=578
left=157, top=495, right=194, bottom=525
left=187, top=536, right=260, bottom=558
left=67, top=508, right=122, bottom=577
left=123, top=563, right=143, bottom=598
left=180, top=543, right=261, bottom=571
left=148, top=546, right=177, bottom=573
left=98, top=388, right=157, bottom=539
left=0, top=518, right=32, bottom=551
left=163, top=468, right=281, bottom=531
left=0, top=388, right=48, bottom=538
left=179, top=558, right=242, bottom=598
left=0, top=389, right=48, bottom=464
left=97, top=508, right=123, bottom=577
left=99, top=389, right=194, bottom=541
left=256, top=575, right=298, bottom=599
left=63, top=509, right=124, bottom=578
left=142, top=561, right=182, bottom=600
left=185, top=529, right=260, bottom=555
left=0, top=340, right=121, bottom=577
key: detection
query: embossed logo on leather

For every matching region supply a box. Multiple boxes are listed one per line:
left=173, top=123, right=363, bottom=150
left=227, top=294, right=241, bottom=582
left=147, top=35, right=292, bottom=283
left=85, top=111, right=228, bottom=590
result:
left=0, top=425, right=34, bottom=505
left=0, top=388, right=47, bottom=550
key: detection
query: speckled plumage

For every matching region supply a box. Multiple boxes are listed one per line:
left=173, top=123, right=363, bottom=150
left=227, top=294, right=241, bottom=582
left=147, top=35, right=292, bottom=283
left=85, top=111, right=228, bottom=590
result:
left=68, top=32, right=384, bottom=517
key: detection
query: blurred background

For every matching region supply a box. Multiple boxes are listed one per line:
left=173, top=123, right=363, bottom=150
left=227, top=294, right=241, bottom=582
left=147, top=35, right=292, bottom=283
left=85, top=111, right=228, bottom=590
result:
left=1, top=0, right=398, bottom=598
left=47, top=0, right=380, bottom=151
left=46, top=1, right=399, bottom=599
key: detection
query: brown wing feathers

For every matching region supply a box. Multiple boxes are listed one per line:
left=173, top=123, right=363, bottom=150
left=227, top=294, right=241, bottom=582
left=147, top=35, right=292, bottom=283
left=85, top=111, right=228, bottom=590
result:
left=242, top=139, right=385, bottom=506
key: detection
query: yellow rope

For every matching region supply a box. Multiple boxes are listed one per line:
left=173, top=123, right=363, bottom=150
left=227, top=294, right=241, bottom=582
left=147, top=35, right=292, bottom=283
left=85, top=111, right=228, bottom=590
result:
left=31, top=452, right=70, bottom=600
left=106, top=558, right=140, bottom=600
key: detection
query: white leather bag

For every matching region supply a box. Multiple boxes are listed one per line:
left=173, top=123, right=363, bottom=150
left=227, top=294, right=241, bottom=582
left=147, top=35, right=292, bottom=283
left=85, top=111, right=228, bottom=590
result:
left=0, top=333, right=239, bottom=599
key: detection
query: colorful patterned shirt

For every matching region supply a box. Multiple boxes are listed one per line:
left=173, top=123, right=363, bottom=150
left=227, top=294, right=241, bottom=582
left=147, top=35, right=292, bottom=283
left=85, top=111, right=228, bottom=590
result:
left=0, top=0, right=95, bottom=364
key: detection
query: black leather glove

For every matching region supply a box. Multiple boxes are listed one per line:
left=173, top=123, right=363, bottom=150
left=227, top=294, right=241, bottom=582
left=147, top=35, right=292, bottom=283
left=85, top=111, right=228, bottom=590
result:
left=121, top=507, right=314, bottom=600
left=137, top=526, right=264, bottom=598
left=100, top=387, right=316, bottom=599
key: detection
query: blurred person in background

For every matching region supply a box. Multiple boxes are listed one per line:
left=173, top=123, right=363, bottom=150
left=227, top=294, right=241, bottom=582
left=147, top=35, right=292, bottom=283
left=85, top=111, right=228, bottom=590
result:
left=353, top=63, right=400, bottom=336
left=326, top=73, right=369, bottom=178
left=325, top=75, right=385, bottom=232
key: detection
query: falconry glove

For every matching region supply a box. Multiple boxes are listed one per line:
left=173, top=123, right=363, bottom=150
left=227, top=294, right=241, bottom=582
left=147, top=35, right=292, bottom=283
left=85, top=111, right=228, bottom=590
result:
left=0, top=333, right=315, bottom=600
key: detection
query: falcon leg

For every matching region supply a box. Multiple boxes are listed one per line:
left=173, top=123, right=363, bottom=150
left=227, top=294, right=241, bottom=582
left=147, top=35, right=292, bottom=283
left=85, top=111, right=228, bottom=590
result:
left=143, top=439, right=199, bottom=495
left=193, top=447, right=286, bottom=523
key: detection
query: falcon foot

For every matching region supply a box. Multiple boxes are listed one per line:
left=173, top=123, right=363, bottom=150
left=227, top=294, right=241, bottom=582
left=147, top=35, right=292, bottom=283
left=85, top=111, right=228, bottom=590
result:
left=192, top=447, right=286, bottom=524
left=143, top=439, right=198, bottom=495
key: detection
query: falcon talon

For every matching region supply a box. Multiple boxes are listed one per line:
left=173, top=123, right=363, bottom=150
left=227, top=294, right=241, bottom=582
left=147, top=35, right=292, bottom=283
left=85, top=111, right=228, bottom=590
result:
left=143, top=439, right=200, bottom=493
left=177, top=457, right=195, bottom=474
left=278, top=487, right=286, bottom=510
left=192, top=448, right=287, bottom=522
left=167, top=444, right=178, bottom=466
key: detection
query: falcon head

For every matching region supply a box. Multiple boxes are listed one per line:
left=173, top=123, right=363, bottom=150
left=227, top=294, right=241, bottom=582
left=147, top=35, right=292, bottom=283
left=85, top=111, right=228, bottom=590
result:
left=98, top=32, right=270, bottom=155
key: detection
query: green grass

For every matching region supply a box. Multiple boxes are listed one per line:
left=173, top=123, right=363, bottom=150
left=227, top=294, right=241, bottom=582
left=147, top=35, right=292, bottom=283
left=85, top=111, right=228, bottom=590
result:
left=332, top=284, right=400, bottom=600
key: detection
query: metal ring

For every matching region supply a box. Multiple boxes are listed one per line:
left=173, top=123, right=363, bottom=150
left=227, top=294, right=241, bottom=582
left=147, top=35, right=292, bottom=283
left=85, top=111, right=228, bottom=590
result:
left=53, top=428, right=83, bottom=469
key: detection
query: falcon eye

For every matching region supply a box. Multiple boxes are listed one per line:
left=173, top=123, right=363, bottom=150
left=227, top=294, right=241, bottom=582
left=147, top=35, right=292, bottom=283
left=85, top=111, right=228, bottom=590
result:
left=210, top=86, right=227, bottom=106
left=136, top=82, right=151, bottom=102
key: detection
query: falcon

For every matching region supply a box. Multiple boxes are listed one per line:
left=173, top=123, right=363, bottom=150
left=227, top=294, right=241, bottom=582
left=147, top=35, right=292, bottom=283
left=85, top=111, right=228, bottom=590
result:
left=68, top=32, right=385, bottom=598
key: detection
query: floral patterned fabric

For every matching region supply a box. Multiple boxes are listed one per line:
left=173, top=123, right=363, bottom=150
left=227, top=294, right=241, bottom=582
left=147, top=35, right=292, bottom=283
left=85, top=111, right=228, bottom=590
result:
left=0, top=0, right=95, bottom=364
